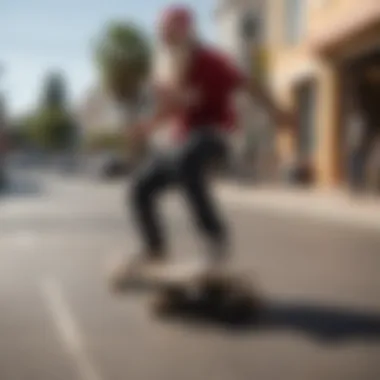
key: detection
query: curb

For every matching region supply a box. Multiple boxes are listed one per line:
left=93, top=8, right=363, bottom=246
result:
left=218, top=186, right=380, bottom=231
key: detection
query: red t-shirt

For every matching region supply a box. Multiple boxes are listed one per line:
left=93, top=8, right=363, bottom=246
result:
left=176, top=45, right=246, bottom=140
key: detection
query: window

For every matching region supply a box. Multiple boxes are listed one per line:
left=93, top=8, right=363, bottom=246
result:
left=295, top=80, right=317, bottom=157
left=238, top=4, right=268, bottom=76
left=284, top=0, right=306, bottom=44
left=239, top=1, right=267, bottom=45
left=240, top=13, right=260, bottom=42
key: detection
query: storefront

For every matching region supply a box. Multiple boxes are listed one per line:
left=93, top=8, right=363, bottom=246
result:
left=310, top=5, right=380, bottom=190
left=338, top=50, right=380, bottom=192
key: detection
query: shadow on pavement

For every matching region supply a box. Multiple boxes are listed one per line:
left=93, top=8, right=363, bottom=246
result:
left=258, top=301, right=380, bottom=343
left=156, top=299, right=380, bottom=343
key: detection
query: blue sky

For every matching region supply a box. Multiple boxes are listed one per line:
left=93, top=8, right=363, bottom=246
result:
left=0, top=0, right=217, bottom=116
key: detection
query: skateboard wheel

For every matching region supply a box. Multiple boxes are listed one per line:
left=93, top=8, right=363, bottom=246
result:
left=151, top=288, right=187, bottom=316
left=200, top=277, right=230, bottom=304
left=219, top=280, right=262, bottom=324
left=108, top=274, right=127, bottom=293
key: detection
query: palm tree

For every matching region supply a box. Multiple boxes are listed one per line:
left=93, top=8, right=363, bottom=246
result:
left=94, top=21, right=151, bottom=103
left=0, top=66, right=6, bottom=189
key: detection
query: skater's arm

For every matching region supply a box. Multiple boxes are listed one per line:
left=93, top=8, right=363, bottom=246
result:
left=243, top=79, right=294, bottom=127
left=218, top=53, right=294, bottom=127
left=133, top=86, right=193, bottom=136
left=147, top=94, right=179, bottom=126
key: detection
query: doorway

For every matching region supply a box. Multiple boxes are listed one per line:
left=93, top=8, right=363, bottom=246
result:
left=340, top=49, right=380, bottom=192
left=291, top=79, right=317, bottom=185
left=294, top=79, right=317, bottom=158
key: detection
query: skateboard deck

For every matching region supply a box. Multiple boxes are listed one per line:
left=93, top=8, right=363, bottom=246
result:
left=133, top=261, right=212, bottom=288
left=112, top=260, right=218, bottom=292
left=150, top=266, right=260, bottom=323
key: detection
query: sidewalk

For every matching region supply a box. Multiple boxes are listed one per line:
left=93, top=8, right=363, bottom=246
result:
left=218, top=182, right=380, bottom=230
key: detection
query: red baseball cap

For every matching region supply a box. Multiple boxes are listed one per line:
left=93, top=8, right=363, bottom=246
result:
left=158, top=4, right=195, bottom=42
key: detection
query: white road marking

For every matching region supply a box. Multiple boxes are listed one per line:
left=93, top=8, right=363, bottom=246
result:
left=41, top=278, right=103, bottom=380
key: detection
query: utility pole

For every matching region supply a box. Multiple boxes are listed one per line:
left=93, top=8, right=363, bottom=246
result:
left=0, top=64, right=6, bottom=133
left=0, top=64, right=6, bottom=188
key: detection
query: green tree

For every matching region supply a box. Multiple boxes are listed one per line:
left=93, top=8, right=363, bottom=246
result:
left=42, top=72, right=67, bottom=108
left=28, top=108, right=76, bottom=151
left=83, top=130, right=125, bottom=153
left=25, top=71, right=77, bottom=151
left=94, top=21, right=151, bottom=102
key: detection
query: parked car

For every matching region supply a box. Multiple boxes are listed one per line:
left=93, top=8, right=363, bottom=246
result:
left=90, top=152, right=134, bottom=180
left=0, top=130, right=7, bottom=190
left=102, top=155, right=130, bottom=178
left=0, top=162, right=5, bottom=190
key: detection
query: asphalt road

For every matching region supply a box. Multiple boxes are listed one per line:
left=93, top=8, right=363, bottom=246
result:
left=1, top=169, right=380, bottom=380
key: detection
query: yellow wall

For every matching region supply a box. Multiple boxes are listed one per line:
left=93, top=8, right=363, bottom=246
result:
left=265, top=0, right=320, bottom=172
left=308, top=0, right=378, bottom=35
left=264, top=0, right=380, bottom=187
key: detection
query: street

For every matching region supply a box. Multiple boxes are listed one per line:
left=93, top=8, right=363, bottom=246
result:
left=1, top=169, right=380, bottom=380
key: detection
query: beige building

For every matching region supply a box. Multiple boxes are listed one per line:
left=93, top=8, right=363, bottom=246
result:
left=216, top=0, right=380, bottom=188
left=215, top=0, right=279, bottom=179
left=76, top=86, right=122, bottom=137
left=265, top=0, right=380, bottom=188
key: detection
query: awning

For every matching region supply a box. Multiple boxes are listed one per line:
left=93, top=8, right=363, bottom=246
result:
left=310, top=3, right=380, bottom=56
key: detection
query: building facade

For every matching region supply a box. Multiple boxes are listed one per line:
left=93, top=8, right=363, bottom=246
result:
left=76, top=86, right=122, bottom=138
left=265, top=0, right=380, bottom=189
left=215, top=0, right=278, bottom=180
left=0, top=91, right=7, bottom=186
left=216, top=0, right=380, bottom=189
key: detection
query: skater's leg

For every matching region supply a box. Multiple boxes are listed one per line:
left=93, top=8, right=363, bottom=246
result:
left=130, top=155, right=173, bottom=257
left=109, top=155, right=173, bottom=288
left=176, top=131, right=230, bottom=261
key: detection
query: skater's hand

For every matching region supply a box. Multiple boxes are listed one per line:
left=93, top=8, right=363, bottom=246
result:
left=274, top=109, right=296, bottom=129
left=129, top=121, right=150, bottom=143
left=179, top=88, right=202, bottom=108
left=245, top=79, right=296, bottom=129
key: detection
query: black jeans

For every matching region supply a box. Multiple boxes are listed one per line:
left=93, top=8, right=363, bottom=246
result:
left=130, top=130, right=229, bottom=256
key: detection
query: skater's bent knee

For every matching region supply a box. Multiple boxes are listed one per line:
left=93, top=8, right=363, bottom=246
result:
left=130, top=176, right=151, bottom=205
left=177, top=153, right=200, bottom=182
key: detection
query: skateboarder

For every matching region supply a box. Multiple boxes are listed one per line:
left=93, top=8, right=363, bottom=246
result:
left=110, top=4, right=293, bottom=284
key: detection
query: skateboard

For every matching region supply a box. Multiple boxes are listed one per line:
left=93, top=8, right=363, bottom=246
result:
left=110, top=261, right=261, bottom=323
